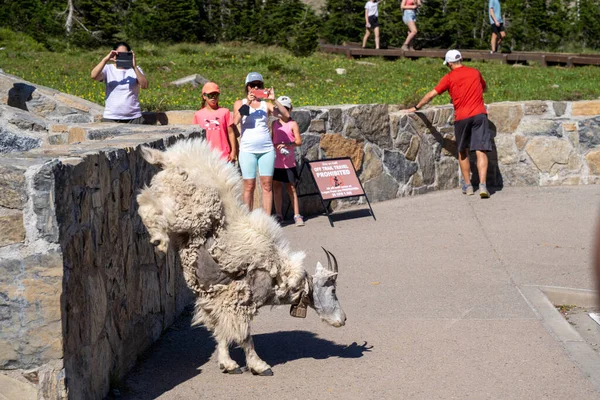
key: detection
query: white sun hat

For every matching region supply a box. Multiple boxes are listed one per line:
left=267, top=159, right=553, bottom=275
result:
left=443, top=50, right=463, bottom=65
left=276, top=96, right=292, bottom=109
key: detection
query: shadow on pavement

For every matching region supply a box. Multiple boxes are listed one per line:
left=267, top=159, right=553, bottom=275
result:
left=326, top=208, right=375, bottom=224
left=119, top=312, right=371, bottom=399
left=119, top=311, right=215, bottom=400
left=231, top=331, right=372, bottom=368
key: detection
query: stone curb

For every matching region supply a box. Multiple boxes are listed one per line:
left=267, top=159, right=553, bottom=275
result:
left=519, top=285, right=600, bottom=391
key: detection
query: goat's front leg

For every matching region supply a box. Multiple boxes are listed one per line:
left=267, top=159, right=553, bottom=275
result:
left=241, top=336, right=273, bottom=376
left=216, top=337, right=242, bottom=374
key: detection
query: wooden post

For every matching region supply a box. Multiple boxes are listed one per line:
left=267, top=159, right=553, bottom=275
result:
left=567, top=57, right=574, bottom=67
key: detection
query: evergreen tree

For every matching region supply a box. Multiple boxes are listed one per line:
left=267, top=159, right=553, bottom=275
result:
left=378, top=0, right=405, bottom=48
left=284, top=3, right=321, bottom=56
left=126, top=0, right=199, bottom=42
left=72, top=0, right=125, bottom=45
left=444, top=0, right=487, bottom=49
left=322, top=0, right=365, bottom=45
left=414, top=0, right=451, bottom=49
left=545, top=0, right=568, bottom=50
left=1, top=0, right=599, bottom=52
left=197, top=0, right=222, bottom=43
left=0, top=0, right=63, bottom=45
left=218, top=0, right=261, bottom=42
left=256, top=0, right=321, bottom=55
left=577, top=0, right=600, bottom=49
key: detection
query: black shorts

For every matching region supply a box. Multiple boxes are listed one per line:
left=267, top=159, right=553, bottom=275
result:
left=491, top=23, right=505, bottom=35
left=273, top=167, right=299, bottom=184
left=368, top=15, right=379, bottom=28
left=454, top=113, right=492, bottom=152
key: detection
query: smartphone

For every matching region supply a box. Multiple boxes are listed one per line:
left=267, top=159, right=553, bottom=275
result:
left=251, top=89, right=269, bottom=99
left=116, top=52, right=133, bottom=69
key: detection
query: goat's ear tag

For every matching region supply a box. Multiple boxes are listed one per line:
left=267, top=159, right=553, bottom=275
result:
left=290, top=304, right=307, bottom=318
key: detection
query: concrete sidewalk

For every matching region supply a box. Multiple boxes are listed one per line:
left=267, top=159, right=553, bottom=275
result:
left=120, top=185, right=600, bottom=400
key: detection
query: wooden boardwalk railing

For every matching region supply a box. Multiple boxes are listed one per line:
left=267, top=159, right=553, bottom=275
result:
left=319, top=43, right=600, bottom=67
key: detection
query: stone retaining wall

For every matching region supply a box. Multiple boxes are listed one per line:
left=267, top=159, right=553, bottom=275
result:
left=286, top=100, right=600, bottom=211
left=0, top=70, right=204, bottom=399
left=1, top=132, right=201, bottom=400
left=145, top=100, right=600, bottom=212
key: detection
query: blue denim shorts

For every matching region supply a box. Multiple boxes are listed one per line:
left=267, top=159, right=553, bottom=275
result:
left=403, top=10, right=416, bottom=24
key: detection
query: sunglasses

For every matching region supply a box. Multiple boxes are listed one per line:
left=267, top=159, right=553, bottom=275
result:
left=204, top=92, right=220, bottom=99
left=248, top=81, right=264, bottom=88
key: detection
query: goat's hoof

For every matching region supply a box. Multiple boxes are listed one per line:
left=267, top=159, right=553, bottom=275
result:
left=251, top=368, right=273, bottom=376
left=219, top=364, right=243, bottom=374
left=225, top=368, right=243, bottom=375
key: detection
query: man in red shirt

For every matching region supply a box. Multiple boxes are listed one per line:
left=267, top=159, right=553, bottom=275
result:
left=406, top=50, right=491, bottom=198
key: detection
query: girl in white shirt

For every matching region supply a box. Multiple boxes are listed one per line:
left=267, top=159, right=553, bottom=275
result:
left=362, top=0, right=381, bottom=49
left=91, top=42, right=149, bottom=123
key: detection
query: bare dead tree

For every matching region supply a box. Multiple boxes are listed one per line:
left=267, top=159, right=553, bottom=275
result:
left=65, top=0, right=74, bottom=34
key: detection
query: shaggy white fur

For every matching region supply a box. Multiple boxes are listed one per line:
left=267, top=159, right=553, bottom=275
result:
left=137, top=139, right=309, bottom=374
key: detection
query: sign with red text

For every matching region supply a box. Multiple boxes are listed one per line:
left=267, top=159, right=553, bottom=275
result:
left=308, top=159, right=365, bottom=200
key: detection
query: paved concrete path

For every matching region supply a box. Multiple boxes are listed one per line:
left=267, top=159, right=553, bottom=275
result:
left=121, top=186, right=600, bottom=400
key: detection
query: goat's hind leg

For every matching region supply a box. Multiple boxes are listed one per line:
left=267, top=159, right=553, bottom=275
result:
left=194, top=298, right=242, bottom=374
left=242, top=336, right=273, bottom=376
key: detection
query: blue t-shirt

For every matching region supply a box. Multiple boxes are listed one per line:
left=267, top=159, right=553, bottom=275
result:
left=489, top=0, right=503, bottom=24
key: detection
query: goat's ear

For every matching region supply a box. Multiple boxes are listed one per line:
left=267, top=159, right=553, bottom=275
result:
left=315, top=262, right=337, bottom=279
left=140, top=146, right=166, bottom=167
left=315, top=261, right=325, bottom=275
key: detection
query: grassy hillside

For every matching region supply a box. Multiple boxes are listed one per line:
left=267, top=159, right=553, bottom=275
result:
left=1, top=41, right=599, bottom=112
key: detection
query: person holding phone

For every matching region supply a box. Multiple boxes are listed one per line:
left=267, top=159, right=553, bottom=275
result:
left=193, top=82, right=237, bottom=162
left=362, top=0, right=381, bottom=49
left=233, top=72, right=290, bottom=215
left=401, top=0, right=421, bottom=51
left=91, top=41, right=148, bottom=124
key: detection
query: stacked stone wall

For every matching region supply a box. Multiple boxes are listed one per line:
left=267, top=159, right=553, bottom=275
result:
left=286, top=100, right=600, bottom=212
left=0, top=70, right=203, bottom=399
left=1, top=133, right=201, bottom=399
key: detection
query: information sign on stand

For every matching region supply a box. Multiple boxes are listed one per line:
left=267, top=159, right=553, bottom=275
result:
left=297, top=157, right=376, bottom=227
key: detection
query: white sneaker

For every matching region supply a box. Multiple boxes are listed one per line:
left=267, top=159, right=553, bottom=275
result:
left=294, top=215, right=305, bottom=227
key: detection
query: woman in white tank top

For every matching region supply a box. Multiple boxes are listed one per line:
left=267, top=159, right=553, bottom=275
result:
left=233, top=72, right=290, bottom=215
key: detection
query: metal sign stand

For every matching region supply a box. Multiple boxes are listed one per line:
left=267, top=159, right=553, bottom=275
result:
left=295, top=157, right=376, bottom=227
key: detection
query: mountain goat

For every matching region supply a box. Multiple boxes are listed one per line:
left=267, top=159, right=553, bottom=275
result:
left=137, top=139, right=346, bottom=376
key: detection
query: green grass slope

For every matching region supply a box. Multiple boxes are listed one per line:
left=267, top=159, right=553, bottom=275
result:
left=1, top=41, right=599, bottom=112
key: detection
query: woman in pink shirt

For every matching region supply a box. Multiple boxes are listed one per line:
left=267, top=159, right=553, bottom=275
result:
left=192, top=82, right=238, bottom=162
left=401, top=0, right=421, bottom=50
left=271, top=96, right=304, bottom=226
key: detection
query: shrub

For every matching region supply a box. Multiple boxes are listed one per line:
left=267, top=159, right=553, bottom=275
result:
left=0, top=28, right=45, bottom=52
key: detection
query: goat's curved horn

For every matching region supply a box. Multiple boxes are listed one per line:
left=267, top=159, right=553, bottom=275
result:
left=321, top=247, right=333, bottom=271
left=328, top=250, right=339, bottom=273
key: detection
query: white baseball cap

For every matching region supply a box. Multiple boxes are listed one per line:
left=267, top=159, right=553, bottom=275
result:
left=443, top=50, right=463, bottom=65
left=245, top=72, right=263, bottom=84
left=277, top=96, right=292, bottom=109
